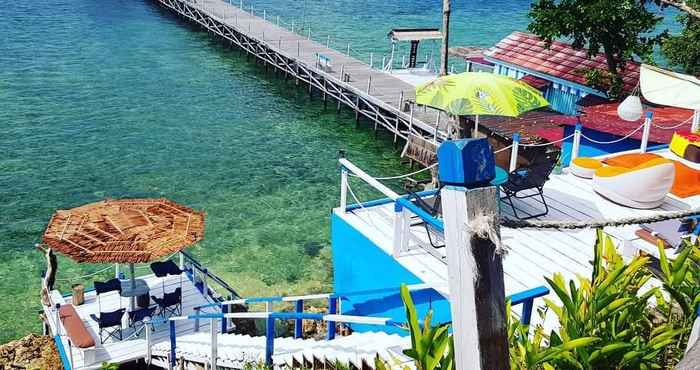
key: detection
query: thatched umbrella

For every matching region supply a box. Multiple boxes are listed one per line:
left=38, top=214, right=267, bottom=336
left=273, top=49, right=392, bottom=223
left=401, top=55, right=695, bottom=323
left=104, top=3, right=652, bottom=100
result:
left=41, top=198, right=205, bottom=297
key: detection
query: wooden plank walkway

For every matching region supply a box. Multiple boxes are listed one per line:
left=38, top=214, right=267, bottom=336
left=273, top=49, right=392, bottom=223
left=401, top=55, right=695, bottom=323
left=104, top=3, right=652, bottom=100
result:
left=153, top=0, right=450, bottom=160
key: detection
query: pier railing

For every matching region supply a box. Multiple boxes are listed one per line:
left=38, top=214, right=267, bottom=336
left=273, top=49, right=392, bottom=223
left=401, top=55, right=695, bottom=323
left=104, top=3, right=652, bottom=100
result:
left=155, top=284, right=548, bottom=368
left=338, top=157, right=445, bottom=260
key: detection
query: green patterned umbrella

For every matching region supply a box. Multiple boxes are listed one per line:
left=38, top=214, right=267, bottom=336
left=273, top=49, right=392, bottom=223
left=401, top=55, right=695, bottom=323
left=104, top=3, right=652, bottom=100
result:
left=416, top=72, right=549, bottom=117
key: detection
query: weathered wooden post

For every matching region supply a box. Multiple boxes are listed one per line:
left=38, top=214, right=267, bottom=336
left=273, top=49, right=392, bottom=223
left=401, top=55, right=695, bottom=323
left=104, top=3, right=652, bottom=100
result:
left=437, top=138, right=509, bottom=370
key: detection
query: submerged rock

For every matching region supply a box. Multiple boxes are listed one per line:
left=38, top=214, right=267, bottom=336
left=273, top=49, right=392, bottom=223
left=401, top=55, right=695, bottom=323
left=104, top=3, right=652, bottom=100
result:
left=0, top=334, right=61, bottom=370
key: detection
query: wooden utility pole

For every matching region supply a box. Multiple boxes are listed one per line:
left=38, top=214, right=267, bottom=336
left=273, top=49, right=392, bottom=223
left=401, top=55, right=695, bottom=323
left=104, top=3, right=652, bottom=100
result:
left=439, top=0, right=451, bottom=76
left=438, top=139, right=509, bottom=370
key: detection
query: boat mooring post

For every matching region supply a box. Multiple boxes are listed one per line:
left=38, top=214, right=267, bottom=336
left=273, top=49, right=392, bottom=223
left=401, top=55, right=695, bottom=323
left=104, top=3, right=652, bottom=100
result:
left=438, top=139, right=509, bottom=370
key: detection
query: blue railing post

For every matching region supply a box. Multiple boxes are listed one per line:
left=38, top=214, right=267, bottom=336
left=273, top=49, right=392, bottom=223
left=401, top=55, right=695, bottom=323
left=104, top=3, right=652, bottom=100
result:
left=169, top=320, right=176, bottom=369
left=294, top=300, right=304, bottom=339
left=520, top=299, right=535, bottom=326
left=327, top=297, right=337, bottom=340
left=265, top=315, right=275, bottom=366
left=221, top=302, right=228, bottom=333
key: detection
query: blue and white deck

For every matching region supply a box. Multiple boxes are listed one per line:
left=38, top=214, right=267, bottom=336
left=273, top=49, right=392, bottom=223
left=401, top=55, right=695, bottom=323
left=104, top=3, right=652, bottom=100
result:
left=333, top=148, right=700, bottom=327
left=44, top=259, right=224, bottom=369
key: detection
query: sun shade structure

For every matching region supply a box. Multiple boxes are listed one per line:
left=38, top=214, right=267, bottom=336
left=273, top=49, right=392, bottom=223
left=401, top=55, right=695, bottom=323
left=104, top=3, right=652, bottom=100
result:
left=416, top=72, right=549, bottom=117
left=388, top=28, right=442, bottom=42
left=42, top=198, right=205, bottom=264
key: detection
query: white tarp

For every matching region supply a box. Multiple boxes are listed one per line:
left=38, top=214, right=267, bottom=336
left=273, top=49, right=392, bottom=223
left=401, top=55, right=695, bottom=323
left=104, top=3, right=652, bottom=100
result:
left=640, top=64, right=700, bottom=110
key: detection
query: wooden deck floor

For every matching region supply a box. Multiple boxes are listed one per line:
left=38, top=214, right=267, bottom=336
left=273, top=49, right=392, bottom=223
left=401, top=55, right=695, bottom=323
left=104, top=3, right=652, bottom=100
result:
left=338, top=148, right=700, bottom=325
left=157, top=0, right=451, bottom=143
left=46, top=273, right=218, bottom=369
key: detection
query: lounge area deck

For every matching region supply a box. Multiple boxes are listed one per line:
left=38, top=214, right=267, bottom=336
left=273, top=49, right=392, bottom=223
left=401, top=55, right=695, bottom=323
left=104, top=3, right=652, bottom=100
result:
left=45, top=270, right=219, bottom=369
left=336, top=148, right=700, bottom=314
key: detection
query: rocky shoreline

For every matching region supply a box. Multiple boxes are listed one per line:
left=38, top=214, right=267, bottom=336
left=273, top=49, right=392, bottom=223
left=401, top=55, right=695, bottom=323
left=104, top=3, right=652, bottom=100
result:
left=0, top=334, right=62, bottom=370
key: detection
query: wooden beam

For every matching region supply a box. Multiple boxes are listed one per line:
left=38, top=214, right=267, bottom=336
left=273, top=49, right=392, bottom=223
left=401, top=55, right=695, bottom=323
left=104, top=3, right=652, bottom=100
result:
left=441, top=186, right=509, bottom=370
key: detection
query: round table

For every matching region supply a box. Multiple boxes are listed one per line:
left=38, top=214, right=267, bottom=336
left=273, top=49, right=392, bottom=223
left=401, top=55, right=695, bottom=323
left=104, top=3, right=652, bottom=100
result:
left=490, top=166, right=508, bottom=186
left=121, top=279, right=150, bottom=310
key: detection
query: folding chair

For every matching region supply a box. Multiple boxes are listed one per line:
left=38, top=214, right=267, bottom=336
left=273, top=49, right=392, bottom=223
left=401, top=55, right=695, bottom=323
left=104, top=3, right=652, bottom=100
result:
left=152, top=287, right=182, bottom=317
left=501, top=151, right=560, bottom=220
left=92, top=278, right=125, bottom=344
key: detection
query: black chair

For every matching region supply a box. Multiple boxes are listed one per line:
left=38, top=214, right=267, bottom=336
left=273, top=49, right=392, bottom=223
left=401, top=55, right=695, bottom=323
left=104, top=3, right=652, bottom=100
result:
left=406, top=186, right=445, bottom=249
left=501, top=151, right=560, bottom=220
left=128, top=305, right=158, bottom=336
left=152, top=287, right=182, bottom=318
left=91, top=308, right=126, bottom=343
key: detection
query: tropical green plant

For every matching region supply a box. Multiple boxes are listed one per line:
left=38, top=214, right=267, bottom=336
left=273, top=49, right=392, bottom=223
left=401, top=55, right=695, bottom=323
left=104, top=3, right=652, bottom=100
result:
left=99, top=363, right=119, bottom=370
left=508, top=229, right=693, bottom=369
left=399, top=284, right=454, bottom=370
left=656, top=0, right=700, bottom=75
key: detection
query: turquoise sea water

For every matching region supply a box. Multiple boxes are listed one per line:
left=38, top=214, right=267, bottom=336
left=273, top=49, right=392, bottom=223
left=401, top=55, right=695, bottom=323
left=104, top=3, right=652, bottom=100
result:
left=0, top=0, right=677, bottom=342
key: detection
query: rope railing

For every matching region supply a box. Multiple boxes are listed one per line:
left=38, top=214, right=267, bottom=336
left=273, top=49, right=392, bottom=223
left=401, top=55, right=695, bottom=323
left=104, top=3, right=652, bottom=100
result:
left=580, top=122, right=646, bottom=145
left=652, top=115, right=694, bottom=130
left=501, top=208, right=700, bottom=229
left=519, top=133, right=576, bottom=147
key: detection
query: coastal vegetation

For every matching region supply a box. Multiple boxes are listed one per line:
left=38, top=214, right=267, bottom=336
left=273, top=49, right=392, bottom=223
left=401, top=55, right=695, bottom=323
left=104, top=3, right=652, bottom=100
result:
left=392, top=229, right=700, bottom=369
left=528, top=0, right=700, bottom=97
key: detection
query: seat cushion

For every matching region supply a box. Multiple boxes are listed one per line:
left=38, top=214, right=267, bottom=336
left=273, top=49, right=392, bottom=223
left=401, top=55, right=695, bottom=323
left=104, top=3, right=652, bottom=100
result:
left=593, top=158, right=675, bottom=209
left=59, top=304, right=96, bottom=348
left=671, top=161, right=700, bottom=198
left=570, top=157, right=602, bottom=178
left=603, top=153, right=662, bottom=168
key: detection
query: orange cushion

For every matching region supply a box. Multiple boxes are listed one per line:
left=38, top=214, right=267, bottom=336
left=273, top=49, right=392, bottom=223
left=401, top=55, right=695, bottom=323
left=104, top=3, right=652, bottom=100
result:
left=572, top=157, right=603, bottom=169
left=671, top=161, right=700, bottom=198
left=59, top=305, right=95, bottom=348
left=603, top=153, right=663, bottom=168
left=595, top=158, right=673, bottom=178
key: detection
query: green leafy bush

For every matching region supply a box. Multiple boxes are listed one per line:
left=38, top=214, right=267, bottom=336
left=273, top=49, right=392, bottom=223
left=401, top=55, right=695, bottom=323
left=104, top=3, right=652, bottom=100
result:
left=509, top=229, right=699, bottom=370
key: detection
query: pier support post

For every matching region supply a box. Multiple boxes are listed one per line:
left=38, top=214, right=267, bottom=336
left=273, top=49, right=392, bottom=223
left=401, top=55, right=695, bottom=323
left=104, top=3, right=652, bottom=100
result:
left=355, top=96, right=361, bottom=127
left=438, top=139, right=509, bottom=370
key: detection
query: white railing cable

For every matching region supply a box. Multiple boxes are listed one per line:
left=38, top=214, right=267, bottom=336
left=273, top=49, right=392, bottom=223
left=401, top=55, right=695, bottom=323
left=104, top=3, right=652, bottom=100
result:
left=519, top=133, right=575, bottom=147
left=493, top=144, right=513, bottom=154
left=652, top=115, right=694, bottom=130
left=349, top=163, right=437, bottom=181
left=580, top=122, right=645, bottom=145
left=56, top=265, right=114, bottom=282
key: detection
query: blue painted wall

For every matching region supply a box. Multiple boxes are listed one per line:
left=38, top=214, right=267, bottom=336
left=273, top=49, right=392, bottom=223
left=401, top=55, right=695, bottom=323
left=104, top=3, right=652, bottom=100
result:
left=545, top=87, right=582, bottom=116
left=331, top=212, right=451, bottom=334
left=559, top=125, right=662, bottom=166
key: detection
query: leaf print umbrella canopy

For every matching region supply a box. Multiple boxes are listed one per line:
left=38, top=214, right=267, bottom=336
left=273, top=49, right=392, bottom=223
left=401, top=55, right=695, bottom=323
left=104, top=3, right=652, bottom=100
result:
left=416, top=72, right=549, bottom=117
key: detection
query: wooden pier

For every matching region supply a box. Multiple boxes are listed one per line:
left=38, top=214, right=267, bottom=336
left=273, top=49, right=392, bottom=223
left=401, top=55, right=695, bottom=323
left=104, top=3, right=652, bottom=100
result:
left=153, top=0, right=449, bottom=162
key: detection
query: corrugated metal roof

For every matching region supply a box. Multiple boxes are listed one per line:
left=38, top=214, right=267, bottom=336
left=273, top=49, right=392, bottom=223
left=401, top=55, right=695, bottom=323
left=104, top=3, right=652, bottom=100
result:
left=388, top=28, right=442, bottom=42
left=477, top=110, right=567, bottom=145
left=485, top=31, right=640, bottom=93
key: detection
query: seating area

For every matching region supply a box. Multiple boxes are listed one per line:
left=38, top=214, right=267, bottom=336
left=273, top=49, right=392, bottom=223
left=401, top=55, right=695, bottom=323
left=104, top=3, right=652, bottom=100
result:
left=569, top=151, right=700, bottom=209
left=45, top=265, right=215, bottom=369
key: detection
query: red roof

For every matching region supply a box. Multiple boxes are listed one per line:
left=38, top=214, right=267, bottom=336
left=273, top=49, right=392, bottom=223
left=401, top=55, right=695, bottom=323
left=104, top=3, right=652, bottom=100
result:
left=520, top=75, right=551, bottom=91
left=485, top=32, right=640, bottom=93
left=560, top=103, right=695, bottom=143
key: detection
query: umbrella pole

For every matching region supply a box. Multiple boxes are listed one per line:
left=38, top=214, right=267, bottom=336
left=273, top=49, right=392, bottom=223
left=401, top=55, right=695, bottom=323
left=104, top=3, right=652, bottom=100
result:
left=130, top=263, right=136, bottom=311
left=474, top=115, right=480, bottom=138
